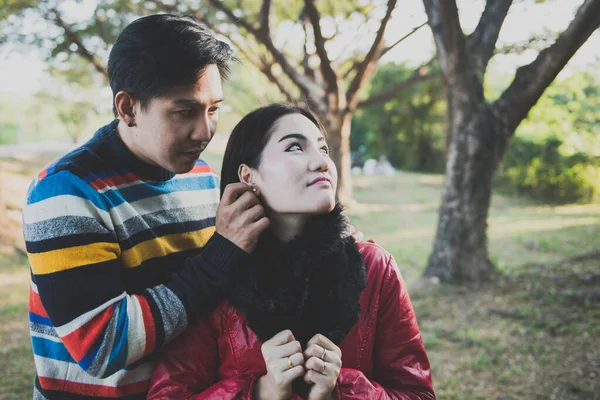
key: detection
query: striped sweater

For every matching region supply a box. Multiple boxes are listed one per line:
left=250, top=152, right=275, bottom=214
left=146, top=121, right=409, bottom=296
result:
left=23, top=120, right=246, bottom=399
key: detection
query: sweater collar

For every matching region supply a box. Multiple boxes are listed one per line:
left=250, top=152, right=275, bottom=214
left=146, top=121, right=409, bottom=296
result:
left=95, top=120, right=176, bottom=182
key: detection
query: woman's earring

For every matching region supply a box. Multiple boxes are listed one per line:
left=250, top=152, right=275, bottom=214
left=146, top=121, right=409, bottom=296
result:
left=252, top=187, right=257, bottom=193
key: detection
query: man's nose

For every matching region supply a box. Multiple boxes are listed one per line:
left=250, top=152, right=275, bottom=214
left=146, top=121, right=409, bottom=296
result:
left=190, top=115, right=213, bottom=141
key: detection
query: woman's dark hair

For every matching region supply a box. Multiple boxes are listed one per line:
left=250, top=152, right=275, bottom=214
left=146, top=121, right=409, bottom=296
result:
left=108, top=14, right=234, bottom=116
left=220, top=103, right=327, bottom=198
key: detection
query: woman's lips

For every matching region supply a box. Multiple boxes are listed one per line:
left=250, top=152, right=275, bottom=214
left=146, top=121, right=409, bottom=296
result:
left=308, top=176, right=333, bottom=186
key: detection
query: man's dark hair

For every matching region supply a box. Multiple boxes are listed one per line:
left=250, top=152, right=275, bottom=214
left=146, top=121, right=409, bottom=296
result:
left=108, top=14, right=233, bottom=116
left=220, top=103, right=327, bottom=198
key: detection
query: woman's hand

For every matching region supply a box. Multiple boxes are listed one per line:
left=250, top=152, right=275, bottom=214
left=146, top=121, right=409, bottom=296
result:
left=255, top=329, right=305, bottom=400
left=303, top=334, right=342, bottom=400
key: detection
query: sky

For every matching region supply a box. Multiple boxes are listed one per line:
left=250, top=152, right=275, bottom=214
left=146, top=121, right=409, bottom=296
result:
left=0, top=0, right=599, bottom=97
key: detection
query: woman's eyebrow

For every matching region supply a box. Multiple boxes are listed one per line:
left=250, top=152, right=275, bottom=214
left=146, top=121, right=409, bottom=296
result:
left=278, top=133, right=326, bottom=143
left=278, top=133, right=306, bottom=143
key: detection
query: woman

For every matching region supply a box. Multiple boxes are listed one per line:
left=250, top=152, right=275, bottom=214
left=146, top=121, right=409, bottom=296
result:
left=148, top=104, right=435, bottom=399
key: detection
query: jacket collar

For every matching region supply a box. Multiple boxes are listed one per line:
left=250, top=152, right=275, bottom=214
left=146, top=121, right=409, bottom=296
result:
left=225, top=203, right=367, bottom=346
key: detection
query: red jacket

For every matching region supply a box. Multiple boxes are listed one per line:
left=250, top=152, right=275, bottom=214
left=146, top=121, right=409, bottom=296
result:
left=149, top=242, right=435, bottom=399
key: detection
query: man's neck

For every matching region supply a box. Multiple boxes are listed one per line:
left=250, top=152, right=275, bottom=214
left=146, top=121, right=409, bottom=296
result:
left=115, top=120, right=159, bottom=167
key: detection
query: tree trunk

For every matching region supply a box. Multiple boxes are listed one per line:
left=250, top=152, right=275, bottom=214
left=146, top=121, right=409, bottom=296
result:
left=423, top=103, right=507, bottom=282
left=324, top=111, right=353, bottom=206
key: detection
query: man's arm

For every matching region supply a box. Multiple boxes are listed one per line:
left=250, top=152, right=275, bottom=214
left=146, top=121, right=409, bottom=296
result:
left=25, top=170, right=248, bottom=378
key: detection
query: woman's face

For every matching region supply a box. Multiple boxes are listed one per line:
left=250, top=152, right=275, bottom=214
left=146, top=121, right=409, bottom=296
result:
left=249, top=113, right=337, bottom=216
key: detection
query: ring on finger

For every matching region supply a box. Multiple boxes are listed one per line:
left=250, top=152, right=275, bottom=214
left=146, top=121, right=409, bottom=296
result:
left=320, top=348, right=327, bottom=361
left=320, top=362, right=327, bottom=374
left=288, top=356, right=294, bottom=369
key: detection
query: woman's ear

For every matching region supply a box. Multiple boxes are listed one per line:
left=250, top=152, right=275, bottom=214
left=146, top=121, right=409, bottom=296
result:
left=238, top=164, right=255, bottom=185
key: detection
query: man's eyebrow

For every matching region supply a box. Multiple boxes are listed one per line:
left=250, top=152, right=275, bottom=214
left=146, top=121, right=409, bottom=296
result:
left=172, top=98, right=224, bottom=106
left=278, top=133, right=326, bottom=143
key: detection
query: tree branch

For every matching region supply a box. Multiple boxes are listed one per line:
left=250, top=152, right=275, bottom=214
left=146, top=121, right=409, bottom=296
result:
left=342, top=58, right=361, bottom=79
left=467, top=0, right=513, bottom=72
left=495, top=35, right=554, bottom=55
left=94, top=15, right=111, bottom=48
left=380, top=21, right=428, bottom=58
left=303, top=0, right=339, bottom=95
left=48, top=8, right=108, bottom=78
left=186, top=8, right=296, bottom=102
left=207, top=0, right=322, bottom=107
left=422, top=0, right=468, bottom=86
left=300, top=8, right=316, bottom=81
left=357, top=62, right=441, bottom=109
left=259, top=0, right=271, bottom=37
left=346, top=0, right=398, bottom=110
left=495, top=0, right=600, bottom=133
left=255, top=55, right=296, bottom=102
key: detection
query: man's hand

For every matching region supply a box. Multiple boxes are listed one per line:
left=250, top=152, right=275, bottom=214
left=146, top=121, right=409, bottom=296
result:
left=303, top=334, right=342, bottom=400
left=255, top=330, right=305, bottom=400
left=217, top=183, right=269, bottom=253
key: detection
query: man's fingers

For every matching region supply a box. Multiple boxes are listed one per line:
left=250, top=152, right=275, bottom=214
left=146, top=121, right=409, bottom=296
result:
left=245, top=204, right=265, bottom=223
left=221, top=183, right=253, bottom=205
left=233, top=190, right=260, bottom=210
left=251, top=217, right=270, bottom=234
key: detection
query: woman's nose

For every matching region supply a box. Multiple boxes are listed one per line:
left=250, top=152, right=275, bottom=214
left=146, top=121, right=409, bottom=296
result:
left=309, top=151, right=329, bottom=172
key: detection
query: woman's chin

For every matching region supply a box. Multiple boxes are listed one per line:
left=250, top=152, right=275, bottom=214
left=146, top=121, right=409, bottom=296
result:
left=313, top=198, right=336, bottom=214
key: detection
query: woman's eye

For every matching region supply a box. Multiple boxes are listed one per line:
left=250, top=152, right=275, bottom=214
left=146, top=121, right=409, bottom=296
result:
left=286, top=143, right=302, bottom=152
left=321, top=146, right=330, bottom=154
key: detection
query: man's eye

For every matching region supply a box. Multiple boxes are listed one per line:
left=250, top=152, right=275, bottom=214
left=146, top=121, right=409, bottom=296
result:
left=176, top=110, right=194, bottom=117
left=208, top=106, right=220, bottom=115
left=321, top=146, right=330, bottom=154
left=285, top=143, right=302, bottom=152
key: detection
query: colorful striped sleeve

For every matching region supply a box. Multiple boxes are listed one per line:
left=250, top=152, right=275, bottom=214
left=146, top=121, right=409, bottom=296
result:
left=24, top=170, right=247, bottom=379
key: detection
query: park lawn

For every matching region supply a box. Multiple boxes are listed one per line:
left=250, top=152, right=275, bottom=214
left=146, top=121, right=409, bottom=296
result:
left=0, top=152, right=598, bottom=399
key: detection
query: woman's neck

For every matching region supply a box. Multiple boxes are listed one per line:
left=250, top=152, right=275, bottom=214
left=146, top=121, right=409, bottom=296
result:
left=267, top=212, right=310, bottom=242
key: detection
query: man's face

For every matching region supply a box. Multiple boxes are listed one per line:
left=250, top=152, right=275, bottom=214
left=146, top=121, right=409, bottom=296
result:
left=131, top=64, right=224, bottom=174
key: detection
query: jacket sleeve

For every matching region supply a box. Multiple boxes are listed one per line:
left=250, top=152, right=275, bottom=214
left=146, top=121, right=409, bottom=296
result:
left=335, top=252, right=435, bottom=399
left=148, top=310, right=259, bottom=400
left=25, top=170, right=247, bottom=379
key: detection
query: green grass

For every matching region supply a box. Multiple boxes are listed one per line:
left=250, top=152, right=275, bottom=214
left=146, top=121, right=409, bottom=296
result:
left=1, top=153, right=599, bottom=399
left=0, top=247, right=33, bottom=399
left=0, top=346, right=35, bottom=400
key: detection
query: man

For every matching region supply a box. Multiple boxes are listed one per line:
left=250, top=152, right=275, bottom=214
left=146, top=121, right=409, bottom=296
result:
left=23, top=14, right=269, bottom=399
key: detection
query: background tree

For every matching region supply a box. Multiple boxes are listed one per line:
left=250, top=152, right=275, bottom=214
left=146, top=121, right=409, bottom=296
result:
left=352, top=62, right=446, bottom=172
left=421, top=0, right=600, bottom=282
left=1, top=0, right=436, bottom=204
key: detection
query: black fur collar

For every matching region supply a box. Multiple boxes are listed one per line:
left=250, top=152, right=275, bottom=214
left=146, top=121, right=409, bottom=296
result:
left=225, top=203, right=367, bottom=347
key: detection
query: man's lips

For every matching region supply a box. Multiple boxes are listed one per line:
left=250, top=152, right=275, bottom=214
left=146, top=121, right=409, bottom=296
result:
left=183, top=145, right=207, bottom=155
left=308, top=176, right=333, bottom=186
